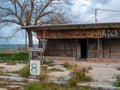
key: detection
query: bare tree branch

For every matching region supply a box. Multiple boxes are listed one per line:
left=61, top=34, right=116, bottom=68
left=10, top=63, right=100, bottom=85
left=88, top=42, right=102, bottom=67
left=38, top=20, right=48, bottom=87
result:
left=0, top=0, right=73, bottom=47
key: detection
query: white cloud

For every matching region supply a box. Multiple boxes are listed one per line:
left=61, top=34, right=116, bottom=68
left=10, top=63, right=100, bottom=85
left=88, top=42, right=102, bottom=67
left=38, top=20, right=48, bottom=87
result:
left=71, top=0, right=120, bottom=23
left=1, top=0, right=120, bottom=44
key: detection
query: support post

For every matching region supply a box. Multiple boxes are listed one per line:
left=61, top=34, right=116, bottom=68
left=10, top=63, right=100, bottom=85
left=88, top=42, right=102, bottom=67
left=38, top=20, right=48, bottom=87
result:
left=75, top=39, right=78, bottom=61
left=97, top=38, right=100, bottom=58
left=86, top=38, right=88, bottom=59
left=43, top=29, right=46, bottom=61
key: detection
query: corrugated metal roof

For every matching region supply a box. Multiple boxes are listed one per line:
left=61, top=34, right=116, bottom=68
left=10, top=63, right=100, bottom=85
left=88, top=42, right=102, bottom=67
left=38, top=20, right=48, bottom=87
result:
left=21, top=22, right=120, bottom=31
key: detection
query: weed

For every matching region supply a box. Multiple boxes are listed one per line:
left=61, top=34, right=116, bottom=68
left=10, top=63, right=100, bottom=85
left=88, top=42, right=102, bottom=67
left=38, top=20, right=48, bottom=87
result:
left=24, top=82, right=90, bottom=90
left=70, top=69, right=93, bottom=82
left=43, top=60, right=55, bottom=66
left=68, top=77, right=78, bottom=87
left=48, top=68, right=63, bottom=72
left=78, top=85, right=90, bottom=90
left=0, top=70, right=4, bottom=75
left=0, top=67, right=4, bottom=69
left=38, top=73, right=49, bottom=82
left=25, top=82, right=42, bottom=90
left=6, top=61, right=16, bottom=65
left=19, top=64, right=30, bottom=78
left=41, top=65, right=48, bottom=73
left=117, top=67, right=120, bottom=70
left=0, top=82, right=8, bottom=88
left=88, top=66, right=93, bottom=70
left=62, top=62, right=73, bottom=69
left=113, top=75, right=120, bottom=87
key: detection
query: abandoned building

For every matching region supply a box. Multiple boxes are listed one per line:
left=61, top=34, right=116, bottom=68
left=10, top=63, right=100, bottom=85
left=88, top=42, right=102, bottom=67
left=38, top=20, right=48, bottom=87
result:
left=23, top=22, right=120, bottom=63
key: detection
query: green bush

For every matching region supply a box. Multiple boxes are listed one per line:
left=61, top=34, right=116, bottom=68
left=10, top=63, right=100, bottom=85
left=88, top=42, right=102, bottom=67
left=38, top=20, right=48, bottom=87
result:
left=0, top=53, right=29, bottom=61
left=10, top=53, right=29, bottom=60
left=114, top=75, right=120, bottom=87
left=25, top=82, right=42, bottom=90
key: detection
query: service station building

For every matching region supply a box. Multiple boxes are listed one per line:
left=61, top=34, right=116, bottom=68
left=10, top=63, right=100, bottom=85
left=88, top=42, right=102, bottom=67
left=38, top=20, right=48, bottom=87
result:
left=23, top=22, right=120, bottom=63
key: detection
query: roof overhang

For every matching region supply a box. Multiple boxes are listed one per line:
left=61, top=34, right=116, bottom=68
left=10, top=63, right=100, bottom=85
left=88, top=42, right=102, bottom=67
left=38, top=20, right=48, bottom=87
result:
left=21, top=22, right=120, bottom=31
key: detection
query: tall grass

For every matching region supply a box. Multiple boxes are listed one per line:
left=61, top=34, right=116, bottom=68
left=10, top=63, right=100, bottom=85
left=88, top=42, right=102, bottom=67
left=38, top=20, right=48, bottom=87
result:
left=25, top=82, right=42, bottom=90
left=24, top=82, right=90, bottom=90
left=14, top=64, right=30, bottom=78
left=62, top=62, right=74, bottom=69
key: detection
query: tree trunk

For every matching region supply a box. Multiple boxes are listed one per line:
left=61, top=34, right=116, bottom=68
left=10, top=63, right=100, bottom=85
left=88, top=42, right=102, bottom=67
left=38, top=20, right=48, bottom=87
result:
left=27, top=30, right=33, bottom=47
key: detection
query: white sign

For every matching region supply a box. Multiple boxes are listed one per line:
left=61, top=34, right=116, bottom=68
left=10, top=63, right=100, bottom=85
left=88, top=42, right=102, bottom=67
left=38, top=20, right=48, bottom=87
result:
left=30, top=60, right=40, bottom=75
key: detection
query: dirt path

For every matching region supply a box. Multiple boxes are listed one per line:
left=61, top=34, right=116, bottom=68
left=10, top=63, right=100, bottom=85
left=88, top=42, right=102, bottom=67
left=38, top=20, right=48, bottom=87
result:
left=0, top=63, right=26, bottom=71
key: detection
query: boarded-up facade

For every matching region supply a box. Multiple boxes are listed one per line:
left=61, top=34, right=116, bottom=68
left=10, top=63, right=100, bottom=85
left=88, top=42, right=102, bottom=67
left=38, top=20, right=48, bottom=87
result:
left=22, top=23, right=120, bottom=62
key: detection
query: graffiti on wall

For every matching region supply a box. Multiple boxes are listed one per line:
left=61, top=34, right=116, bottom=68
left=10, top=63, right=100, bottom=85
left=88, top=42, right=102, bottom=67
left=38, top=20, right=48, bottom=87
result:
left=102, top=29, right=120, bottom=38
left=37, top=30, right=101, bottom=38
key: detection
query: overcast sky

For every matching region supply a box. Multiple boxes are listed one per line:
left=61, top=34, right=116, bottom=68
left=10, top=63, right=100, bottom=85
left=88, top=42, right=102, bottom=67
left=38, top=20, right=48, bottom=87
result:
left=0, top=0, right=120, bottom=45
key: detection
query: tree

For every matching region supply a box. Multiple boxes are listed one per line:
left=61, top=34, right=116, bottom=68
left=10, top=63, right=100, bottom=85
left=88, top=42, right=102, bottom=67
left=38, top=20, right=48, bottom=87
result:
left=0, top=0, right=72, bottom=47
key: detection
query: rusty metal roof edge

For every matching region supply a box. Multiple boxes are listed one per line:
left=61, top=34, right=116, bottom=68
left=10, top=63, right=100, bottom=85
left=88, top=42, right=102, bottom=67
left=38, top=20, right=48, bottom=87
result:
left=21, top=22, right=120, bottom=31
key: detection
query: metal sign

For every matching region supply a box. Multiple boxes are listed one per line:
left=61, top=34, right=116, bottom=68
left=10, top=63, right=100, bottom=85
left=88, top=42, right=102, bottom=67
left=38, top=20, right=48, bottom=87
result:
left=30, top=60, right=40, bottom=75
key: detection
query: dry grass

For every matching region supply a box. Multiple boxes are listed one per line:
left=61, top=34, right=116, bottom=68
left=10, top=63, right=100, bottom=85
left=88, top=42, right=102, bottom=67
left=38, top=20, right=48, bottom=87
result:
left=6, top=61, right=16, bottom=65
left=48, top=68, right=64, bottom=72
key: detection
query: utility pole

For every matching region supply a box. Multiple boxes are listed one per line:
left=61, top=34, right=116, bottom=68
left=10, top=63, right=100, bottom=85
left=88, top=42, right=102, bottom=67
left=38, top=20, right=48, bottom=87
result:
left=95, top=9, right=98, bottom=23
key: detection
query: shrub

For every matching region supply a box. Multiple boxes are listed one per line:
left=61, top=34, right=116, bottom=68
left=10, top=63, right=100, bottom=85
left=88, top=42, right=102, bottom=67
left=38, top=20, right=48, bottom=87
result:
left=25, top=82, right=42, bottom=90
left=113, top=75, right=120, bottom=87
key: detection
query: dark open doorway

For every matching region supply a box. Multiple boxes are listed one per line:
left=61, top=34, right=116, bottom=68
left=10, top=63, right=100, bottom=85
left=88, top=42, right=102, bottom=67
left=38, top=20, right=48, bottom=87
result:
left=80, top=39, right=87, bottom=58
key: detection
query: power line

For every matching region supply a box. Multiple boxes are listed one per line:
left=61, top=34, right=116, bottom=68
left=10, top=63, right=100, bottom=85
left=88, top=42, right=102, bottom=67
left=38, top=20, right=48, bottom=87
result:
left=94, top=8, right=120, bottom=23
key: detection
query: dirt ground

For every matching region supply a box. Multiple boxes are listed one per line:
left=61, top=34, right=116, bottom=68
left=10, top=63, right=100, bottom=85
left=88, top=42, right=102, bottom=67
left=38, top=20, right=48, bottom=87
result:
left=0, top=61, right=119, bottom=89
left=0, top=63, right=26, bottom=72
left=0, top=61, right=119, bottom=83
left=53, top=61, right=120, bottom=83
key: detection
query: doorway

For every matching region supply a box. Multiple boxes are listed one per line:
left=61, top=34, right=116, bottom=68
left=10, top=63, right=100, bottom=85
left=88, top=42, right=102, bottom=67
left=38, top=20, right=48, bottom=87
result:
left=80, top=39, right=87, bottom=58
